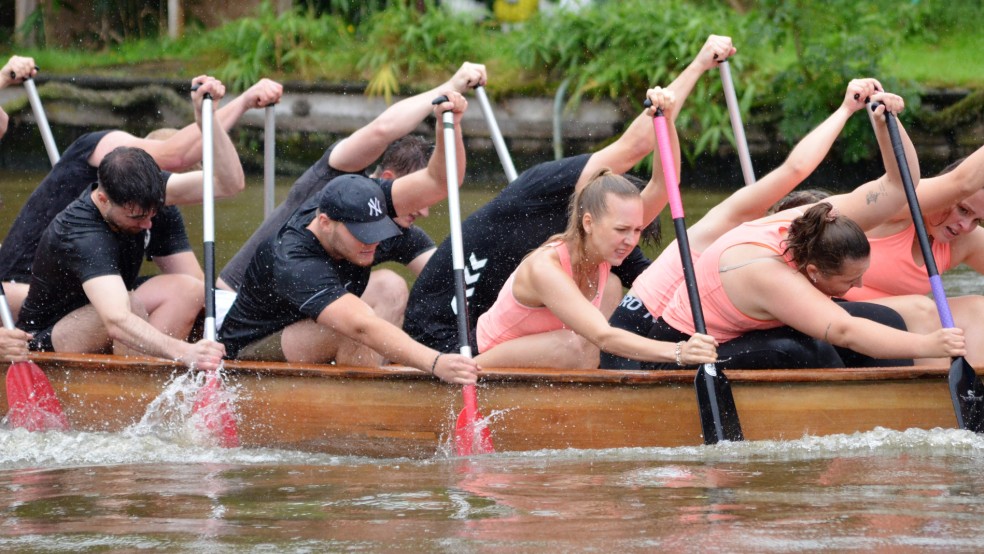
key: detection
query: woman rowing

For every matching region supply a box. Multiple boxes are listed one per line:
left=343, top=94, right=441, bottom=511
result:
left=642, top=92, right=966, bottom=369
left=603, top=78, right=893, bottom=368
left=473, top=88, right=719, bottom=369
left=841, top=145, right=984, bottom=366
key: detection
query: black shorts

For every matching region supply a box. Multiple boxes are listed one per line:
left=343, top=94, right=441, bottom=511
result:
left=600, top=293, right=655, bottom=370
left=26, top=326, right=55, bottom=352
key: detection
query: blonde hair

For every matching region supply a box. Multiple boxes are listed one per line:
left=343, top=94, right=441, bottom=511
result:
left=544, top=168, right=640, bottom=283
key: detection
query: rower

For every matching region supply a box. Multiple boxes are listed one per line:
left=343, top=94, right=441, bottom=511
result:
left=0, top=74, right=283, bottom=322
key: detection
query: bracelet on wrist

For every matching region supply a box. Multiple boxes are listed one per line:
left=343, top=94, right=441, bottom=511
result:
left=674, top=341, right=685, bottom=367
left=430, top=353, right=444, bottom=375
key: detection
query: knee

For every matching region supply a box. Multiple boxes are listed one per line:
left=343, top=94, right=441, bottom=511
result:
left=364, top=269, right=409, bottom=310
left=555, top=332, right=600, bottom=370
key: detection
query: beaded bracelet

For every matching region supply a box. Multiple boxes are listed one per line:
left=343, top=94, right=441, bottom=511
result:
left=430, top=353, right=444, bottom=375
left=674, top=341, right=685, bottom=367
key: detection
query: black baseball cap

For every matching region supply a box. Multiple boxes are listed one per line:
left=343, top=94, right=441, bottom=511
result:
left=318, top=174, right=401, bottom=244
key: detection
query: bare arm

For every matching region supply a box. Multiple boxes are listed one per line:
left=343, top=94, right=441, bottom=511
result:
left=580, top=35, right=734, bottom=188
left=389, top=91, right=468, bottom=216
left=744, top=264, right=965, bottom=360
left=917, top=142, right=984, bottom=214
left=317, top=294, right=478, bottom=383
left=692, top=79, right=881, bottom=249
left=826, top=92, right=916, bottom=231
left=515, top=249, right=718, bottom=364
left=329, top=62, right=486, bottom=172
left=153, top=251, right=204, bottom=281
left=82, top=275, right=224, bottom=369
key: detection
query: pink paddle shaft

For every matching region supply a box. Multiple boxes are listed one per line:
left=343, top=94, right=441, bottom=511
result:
left=653, top=113, right=684, bottom=219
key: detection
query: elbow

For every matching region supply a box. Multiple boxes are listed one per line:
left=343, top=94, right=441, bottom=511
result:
left=215, top=173, right=246, bottom=199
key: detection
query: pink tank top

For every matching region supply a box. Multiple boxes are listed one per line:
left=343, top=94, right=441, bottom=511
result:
left=841, top=224, right=952, bottom=301
left=662, top=216, right=798, bottom=341
left=631, top=238, right=694, bottom=318
left=477, top=242, right=610, bottom=352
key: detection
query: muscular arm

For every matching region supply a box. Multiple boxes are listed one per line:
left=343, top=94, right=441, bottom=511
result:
left=317, top=294, right=477, bottom=383
left=389, top=92, right=468, bottom=217
left=82, top=275, right=208, bottom=364
left=580, top=35, right=735, bottom=188
left=917, top=142, right=984, bottom=214
left=329, top=62, right=486, bottom=173
left=405, top=248, right=436, bottom=276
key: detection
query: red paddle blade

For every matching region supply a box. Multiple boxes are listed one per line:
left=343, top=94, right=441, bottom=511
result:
left=454, top=409, right=494, bottom=456
left=6, top=360, right=69, bottom=432
left=192, top=371, right=239, bottom=448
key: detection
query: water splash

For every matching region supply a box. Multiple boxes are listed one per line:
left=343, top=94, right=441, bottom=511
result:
left=125, top=369, right=240, bottom=448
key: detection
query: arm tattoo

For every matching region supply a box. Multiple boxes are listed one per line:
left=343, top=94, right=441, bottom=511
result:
left=823, top=323, right=832, bottom=342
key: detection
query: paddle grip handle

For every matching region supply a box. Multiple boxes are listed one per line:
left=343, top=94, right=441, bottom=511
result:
left=884, top=112, right=955, bottom=327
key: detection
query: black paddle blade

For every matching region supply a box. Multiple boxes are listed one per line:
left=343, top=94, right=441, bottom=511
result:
left=695, top=364, right=744, bottom=444
left=949, top=357, right=984, bottom=433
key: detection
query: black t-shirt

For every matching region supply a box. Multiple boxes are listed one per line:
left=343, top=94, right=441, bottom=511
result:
left=219, top=142, right=366, bottom=291
left=403, top=154, right=652, bottom=352
left=219, top=193, right=434, bottom=358
left=17, top=185, right=192, bottom=334
left=0, top=131, right=111, bottom=282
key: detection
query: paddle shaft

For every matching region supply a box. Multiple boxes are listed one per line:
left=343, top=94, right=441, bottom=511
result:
left=0, top=287, right=16, bottom=330
left=474, top=85, right=518, bottom=183
left=263, top=104, right=276, bottom=220
left=23, top=77, right=60, bottom=166
left=434, top=98, right=480, bottom=421
left=719, top=61, right=754, bottom=186
left=652, top=106, right=743, bottom=443
left=884, top=114, right=952, bottom=325
left=202, top=93, right=217, bottom=341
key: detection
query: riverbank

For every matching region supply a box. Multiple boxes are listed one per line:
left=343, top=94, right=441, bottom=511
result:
left=0, top=74, right=979, bottom=183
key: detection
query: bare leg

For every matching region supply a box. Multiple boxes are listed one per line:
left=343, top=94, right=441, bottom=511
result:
left=279, top=318, right=383, bottom=366
left=51, top=304, right=114, bottom=353
left=362, top=269, right=409, bottom=327
left=475, top=329, right=600, bottom=369
left=1, top=281, right=28, bottom=323
left=950, top=295, right=984, bottom=367
left=867, top=295, right=944, bottom=366
left=132, top=274, right=204, bottom=340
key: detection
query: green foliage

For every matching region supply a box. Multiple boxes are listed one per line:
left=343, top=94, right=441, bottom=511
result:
left=355, top=1, right=497, bottom=101
left=749, top=0, right=922, bottom=163
left=300, top=0, right=395, bottom=26
left=182, top=1, right=352, bottom=91
left=514, top=0, right=751, bottom=163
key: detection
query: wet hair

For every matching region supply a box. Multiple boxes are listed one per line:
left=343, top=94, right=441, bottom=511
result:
left=782, top=202, right=869, bottom=276
left=767, top=188, right=832, bottom=215
left=546, top=168, right=642, bottom=281
left=97, top=146, right=166, bottom=214
left=622, top=173, right=662, bottom=247
left=375, top=135, right=432, bottom=177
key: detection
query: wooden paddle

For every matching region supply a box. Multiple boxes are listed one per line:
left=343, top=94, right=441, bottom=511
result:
left=191, top=90, right=240, bottom=447
left=473, top=85, right=518, bottom=183
left=19, top=71, right=60, bottom=166
left=718, top=59, right=755, bottom=186
left=882, top=110, right=984, bottom=433
left=1, top=285, right=68, bottom=431
left=647, top=99, right=744, bottom=444
left=432, top=95, right=494, bottom=456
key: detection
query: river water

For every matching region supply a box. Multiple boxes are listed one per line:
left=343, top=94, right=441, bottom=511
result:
left=2, top=171, right=983, bottom=551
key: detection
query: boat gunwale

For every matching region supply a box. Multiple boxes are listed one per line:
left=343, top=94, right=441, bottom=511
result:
left=30, top=352, right=950, bottom=386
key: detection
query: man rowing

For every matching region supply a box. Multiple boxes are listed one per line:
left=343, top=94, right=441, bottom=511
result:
left=15, top=78, right=243, bottom=371
left=404, top=34, right=735, bottom=353
left=0, top=74, right=283, bottom=321
left=218, top=95, right=478, bottom=383
left=216, top=62, right=487, bottom=325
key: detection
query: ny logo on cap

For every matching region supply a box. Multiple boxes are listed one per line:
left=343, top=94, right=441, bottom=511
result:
left=367, top=197, right=383, bottom=217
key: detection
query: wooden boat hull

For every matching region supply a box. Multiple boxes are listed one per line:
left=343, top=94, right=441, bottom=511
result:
left=2, top=353, right=958, bottom=458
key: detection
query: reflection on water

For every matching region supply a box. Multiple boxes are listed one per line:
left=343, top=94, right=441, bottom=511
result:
left=1, top=427, right=983, bottom=551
